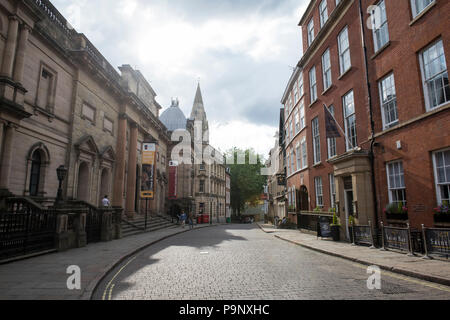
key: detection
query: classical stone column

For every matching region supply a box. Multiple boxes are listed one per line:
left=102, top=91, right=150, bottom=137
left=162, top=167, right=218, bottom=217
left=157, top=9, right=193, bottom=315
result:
left=112, top=115, right=127, bottom=207
left=13, top=24, right=31, bottom=84
left=0, top=123, right=17, bottom=190
left=125, top=123, right=138, bottom=218
left=1, top=16, right=19, bottom=78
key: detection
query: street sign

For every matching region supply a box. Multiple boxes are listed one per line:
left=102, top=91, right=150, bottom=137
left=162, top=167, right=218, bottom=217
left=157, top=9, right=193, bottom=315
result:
left=141, top=143, right=156, bottom=199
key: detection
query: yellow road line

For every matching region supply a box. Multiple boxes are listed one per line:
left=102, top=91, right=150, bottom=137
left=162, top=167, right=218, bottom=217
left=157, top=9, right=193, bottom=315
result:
left=102, top=256, right=138, bottom=300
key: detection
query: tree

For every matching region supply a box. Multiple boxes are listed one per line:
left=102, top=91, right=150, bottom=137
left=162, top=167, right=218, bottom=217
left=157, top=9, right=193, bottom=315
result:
left=226, top=148, right=267, bottom=216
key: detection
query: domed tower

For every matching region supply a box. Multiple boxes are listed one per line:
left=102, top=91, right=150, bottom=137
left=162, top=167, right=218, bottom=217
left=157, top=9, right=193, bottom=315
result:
left=160, top=98, right=187, bottom=132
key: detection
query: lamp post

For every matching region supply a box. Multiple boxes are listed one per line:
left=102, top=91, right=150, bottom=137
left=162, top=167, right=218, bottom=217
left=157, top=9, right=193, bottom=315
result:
left=55, top=165, right=68, bottom=205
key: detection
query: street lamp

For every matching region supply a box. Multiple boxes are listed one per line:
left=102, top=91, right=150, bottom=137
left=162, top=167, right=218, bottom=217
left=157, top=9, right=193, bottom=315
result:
left=55, top=165, right=68, bottom=205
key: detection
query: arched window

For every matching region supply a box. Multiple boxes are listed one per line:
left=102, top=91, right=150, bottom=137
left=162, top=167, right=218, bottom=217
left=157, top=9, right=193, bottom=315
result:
left=29, top=151, right=42, bottom=196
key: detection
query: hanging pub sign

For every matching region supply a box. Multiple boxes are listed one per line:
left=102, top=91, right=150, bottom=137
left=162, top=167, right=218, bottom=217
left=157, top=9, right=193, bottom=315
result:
left=168, top=161, right=178, bottom=200
left=277, top=174, right=286, bottom=186
left=141, top=143, right=156, bottom=199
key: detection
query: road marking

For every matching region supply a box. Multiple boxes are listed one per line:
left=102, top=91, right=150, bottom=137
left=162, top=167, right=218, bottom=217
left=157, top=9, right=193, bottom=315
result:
left=102, top=255, right=138, bottom=300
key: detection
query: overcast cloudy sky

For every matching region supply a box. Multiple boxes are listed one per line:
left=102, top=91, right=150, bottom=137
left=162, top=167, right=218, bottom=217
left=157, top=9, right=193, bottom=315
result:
left=52, top=0, right=308, bottom=157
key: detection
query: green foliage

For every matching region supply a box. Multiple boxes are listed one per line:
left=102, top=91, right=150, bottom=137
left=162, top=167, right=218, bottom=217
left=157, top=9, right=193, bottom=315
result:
left=348, top=215, right=355, bottom=226
left=313, top=207, right=322, bottom=213
left=384, top=202, right=408, bottom=215
left=331, top=213, right=340, bottom=226
left=226, top=148, right=266, bottom=215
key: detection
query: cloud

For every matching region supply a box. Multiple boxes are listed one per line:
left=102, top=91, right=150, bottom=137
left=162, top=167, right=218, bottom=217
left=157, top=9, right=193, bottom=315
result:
left=51, top=0, right=308, bottom=156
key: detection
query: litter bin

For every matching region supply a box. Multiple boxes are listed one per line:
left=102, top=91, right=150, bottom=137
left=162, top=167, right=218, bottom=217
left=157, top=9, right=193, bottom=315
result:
left=226, top=217, right=231, bottom=223
left=197, top=216, right=202, bottom=224
left=202, top=214, right=210, bottom=224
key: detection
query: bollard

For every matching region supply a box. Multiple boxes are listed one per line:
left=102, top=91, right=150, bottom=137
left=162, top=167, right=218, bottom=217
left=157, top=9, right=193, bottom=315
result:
left=421, top=224, right=432, bottom=260
left=351, top=220, right=356, bottom=246
left=380, top=221, right=387, bottom=251
left=369, top=220, right=376, bottom=249
left=406, top=223, right=414, bottom=257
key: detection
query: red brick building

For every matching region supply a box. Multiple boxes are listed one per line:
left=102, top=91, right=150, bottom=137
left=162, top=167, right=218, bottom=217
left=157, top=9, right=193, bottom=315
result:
left=283, top=0, right=449, bottom=238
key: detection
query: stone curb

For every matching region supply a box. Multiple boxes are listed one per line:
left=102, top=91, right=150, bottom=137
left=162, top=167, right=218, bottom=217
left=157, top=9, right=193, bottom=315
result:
left=256, top=223, right=450, bottom=288
left=81, top=224, right=218, bottom=300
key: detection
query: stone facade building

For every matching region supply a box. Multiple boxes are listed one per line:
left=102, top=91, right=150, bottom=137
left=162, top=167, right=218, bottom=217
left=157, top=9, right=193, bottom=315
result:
left=0, top=0, right=170, bottom=221
left=160, top=84, right=227, bottom=223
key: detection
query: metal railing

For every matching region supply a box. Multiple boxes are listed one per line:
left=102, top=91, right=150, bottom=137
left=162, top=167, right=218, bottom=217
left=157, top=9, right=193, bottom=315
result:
left=351, top=221, right=375, bottom=248
left=298, top=212, right=333, bottom=233
left=422, top=225, right=450, bottom=259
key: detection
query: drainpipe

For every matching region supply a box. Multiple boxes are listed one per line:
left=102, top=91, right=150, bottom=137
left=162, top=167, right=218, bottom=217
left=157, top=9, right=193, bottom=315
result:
left=358, top=0, right=379, bottom=229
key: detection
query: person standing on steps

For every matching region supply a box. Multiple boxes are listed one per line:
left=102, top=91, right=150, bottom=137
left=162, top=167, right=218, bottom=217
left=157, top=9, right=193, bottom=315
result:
left=102, top=195, right=111, bottom=208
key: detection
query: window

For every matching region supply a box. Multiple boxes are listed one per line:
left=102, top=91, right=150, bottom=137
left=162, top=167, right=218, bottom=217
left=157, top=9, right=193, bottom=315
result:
left=329, top=174, right=336, bottom=208
left=307, top=19, right=315, bottom=46
left=294, top=109, right=300, bottom=134
left=336, top=0, right=341, bottom=6
left=301, top=138, right=308, bottom=169
left=29, top=151, right=41, bottom=197
left=319, top=0, right=329, bottom=28
left=387, top=161, right=406, bottom=205
left=294, top=82, right=299, bottom=103
left=419, top=40, right=449, bottom=111
left=289, top=121, right=293, bottom=141
left=37, top=66, right=56, bottom=112
left=327, top=106, right=337, bottom=158
left=298, top=72, right=304, bottom=97
left=299, top=101, right=305, bottom=130
left=315, top=176, right=324, bottom=208
left=379, top=73, right=398, bottom=129
left=309, top=66, right=317, bottom=103
left=371, top=0, right=389, bottom=52
left=291, top=150, right=296, bottom=173
left=338, top=27, right=351, bottom=75
left=82, top=103, right=96, bottom=123
left=296, top=144, right=301, bottom=171
left=411, top=0, right=434, bottom=18
left=312, top=117, right=321, bottom=164
left=433, top=149, right=450, bottom=205
left=103, top=117, right=113, bottom=134
left=199, top=180, right=205, bottom=193
left=322, top=48, right=332, bottom=90
left=343, top=91, right=357, bottom=151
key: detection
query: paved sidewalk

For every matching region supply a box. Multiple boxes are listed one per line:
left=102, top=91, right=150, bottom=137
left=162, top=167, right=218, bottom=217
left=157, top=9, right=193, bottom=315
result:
left=257, top=223, right=450, bottom=287
left=0, top=223, right=218, bottom=300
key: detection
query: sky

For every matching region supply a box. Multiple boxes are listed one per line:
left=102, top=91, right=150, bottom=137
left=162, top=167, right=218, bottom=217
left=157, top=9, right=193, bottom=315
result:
left=51, top=0, right=308, bottom=158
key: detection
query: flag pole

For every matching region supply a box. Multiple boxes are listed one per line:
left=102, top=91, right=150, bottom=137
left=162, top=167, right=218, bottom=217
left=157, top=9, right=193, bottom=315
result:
left=324, top=104, right=355, bottom=150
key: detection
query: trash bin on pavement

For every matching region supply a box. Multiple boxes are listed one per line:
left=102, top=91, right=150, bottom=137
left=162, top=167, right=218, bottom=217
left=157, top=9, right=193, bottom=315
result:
left=202, top=214, right=210, bottom=224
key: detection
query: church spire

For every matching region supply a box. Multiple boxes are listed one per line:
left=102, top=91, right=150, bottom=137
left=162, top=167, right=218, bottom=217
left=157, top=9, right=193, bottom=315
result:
left=194, top=82, right=203, bottom=106
left=190, top=82, right=207, bottom=121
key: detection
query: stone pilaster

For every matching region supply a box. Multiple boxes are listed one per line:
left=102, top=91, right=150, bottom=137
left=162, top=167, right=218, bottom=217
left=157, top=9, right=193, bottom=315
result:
left=13, top=24, right=31, bottom=84
left=125, top=123, right=138, bottom=218
left=0, top=122, right=17, bottom=190
left=112, top=115, right=127, bottom=207
left=1, top=16, right=19, bottom=78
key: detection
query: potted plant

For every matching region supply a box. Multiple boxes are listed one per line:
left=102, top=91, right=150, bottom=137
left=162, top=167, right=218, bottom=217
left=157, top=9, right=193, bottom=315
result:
left=314, top=207, right=322, bottom=213
left=330, top=213, right=341, bottom=241
left=348, top=215, right=355, bottom=243
left=434, top=202, right=450, bottom=223
left=384, top=202, right=408, bottom=220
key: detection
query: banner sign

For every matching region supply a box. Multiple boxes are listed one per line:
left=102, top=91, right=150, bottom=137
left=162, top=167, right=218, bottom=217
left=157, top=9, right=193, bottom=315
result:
left=383, top=227, right=409, bottom=251
left=168, top=161, right=178, bottom=200
left=141, top=143, right=156, bottom=199
left=318, top=216, right=332, bottom=238
left=353, top=226, right=372, bottom=245
left=425, top=228, right=450, bottom=256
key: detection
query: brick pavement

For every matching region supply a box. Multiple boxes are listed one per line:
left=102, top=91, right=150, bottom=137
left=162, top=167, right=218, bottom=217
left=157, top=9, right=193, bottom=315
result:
left=257, top=223, right=450, bottom=287
left=0, top=223, right=218, bottom=300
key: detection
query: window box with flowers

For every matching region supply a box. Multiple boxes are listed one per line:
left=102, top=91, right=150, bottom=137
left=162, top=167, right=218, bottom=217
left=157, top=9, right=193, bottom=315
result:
left=384, top=202, right=408, bottom=220
left=288, top=205, right=296, bottom=213
left=434, top=202, right=450, bottom=223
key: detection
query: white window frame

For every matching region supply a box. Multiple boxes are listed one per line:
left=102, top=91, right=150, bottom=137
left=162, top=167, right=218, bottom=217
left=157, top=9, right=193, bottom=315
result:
left=338, top=26, right=351, bottom=75
left=343, top=90, right=357, bottom=151
left=386, top=161, right=406, bottom=205
left=433, top=148, right=450, bottom=205
left=329, top=174, right=336, bottom=208
left=419, top=39, right=449, bottom=111
left=294, top=109, right=300, bottom=134
left=312, top=117, right=321, bottom=164
left=298, top=72, right=304, bottom=97
left=301, top=137, right=308, bottom=169
left=299, top=101, right=305, bottom=130
left=310, top=66, right=317, bottom=103
left=315, top=176, right=324, bottom=208
left=319, top=0, right=329, bottom=28
left=322, top=48, right=332, bottom=91
left=296, top=143, right=302, bottom=172
left=308, top=19, right=315, bottom=46
left=411, top=0, right=434, bottom=18
left=379, top=73, right=399, bottom=129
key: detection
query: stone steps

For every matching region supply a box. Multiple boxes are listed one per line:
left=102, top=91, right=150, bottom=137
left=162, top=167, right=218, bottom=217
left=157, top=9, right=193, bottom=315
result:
left=121, top=215, right=177, bottom=238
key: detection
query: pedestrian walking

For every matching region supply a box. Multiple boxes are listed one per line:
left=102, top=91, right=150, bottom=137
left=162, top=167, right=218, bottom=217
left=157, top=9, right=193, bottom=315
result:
left=188, top=212, right=194, bottom=230
left=102, top=195, right=111, bottom=208
left=180, top=211, right=187, bottom=228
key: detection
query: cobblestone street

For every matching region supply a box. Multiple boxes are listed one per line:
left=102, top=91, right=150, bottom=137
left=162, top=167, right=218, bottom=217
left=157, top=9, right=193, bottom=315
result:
left=93, top=224, right=450, bottom=300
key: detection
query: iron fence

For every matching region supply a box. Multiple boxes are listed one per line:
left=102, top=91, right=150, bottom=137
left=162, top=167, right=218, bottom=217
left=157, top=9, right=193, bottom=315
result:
left=422, top=226, right=450, bottom=259
left=298, top=212, right=333, bottom=233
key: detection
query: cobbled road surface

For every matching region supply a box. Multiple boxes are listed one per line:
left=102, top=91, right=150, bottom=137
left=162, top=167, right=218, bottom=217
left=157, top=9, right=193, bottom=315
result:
left=92, top=224, right=450, bottom=300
